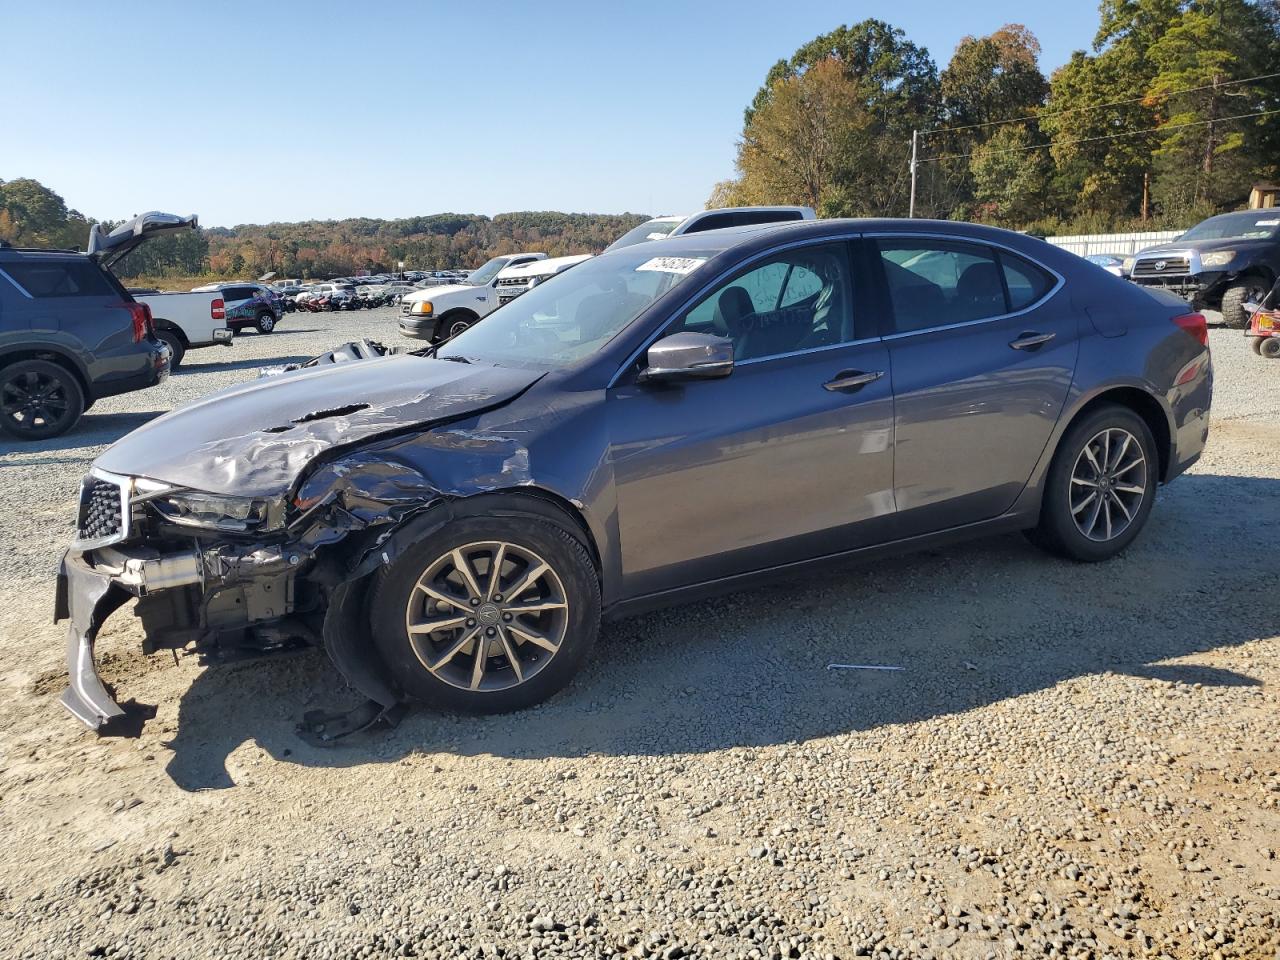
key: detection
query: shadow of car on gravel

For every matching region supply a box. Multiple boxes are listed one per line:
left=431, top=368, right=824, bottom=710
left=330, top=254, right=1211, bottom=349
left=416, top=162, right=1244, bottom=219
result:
left=0, top=411, right=167, bottom=456
left=158, top=471, right=1280, bottom=791
left=177, top=354, right=312, bottom=375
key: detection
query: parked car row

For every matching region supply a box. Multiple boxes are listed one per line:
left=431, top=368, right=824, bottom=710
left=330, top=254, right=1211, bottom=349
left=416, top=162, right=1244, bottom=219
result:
left=394, top=206, right=819, bottom=344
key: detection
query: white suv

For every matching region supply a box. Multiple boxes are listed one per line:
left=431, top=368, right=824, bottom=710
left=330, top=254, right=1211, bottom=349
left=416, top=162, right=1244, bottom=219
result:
left=605, top=206, right=816, bottom=252
left=495, top=254, right=593, bottom=305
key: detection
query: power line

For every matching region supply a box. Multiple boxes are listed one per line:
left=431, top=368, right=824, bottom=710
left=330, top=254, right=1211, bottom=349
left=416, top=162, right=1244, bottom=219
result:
left=919, top=70, right=1280, bottom=138
left=919, top=107, right=1280, bottom=163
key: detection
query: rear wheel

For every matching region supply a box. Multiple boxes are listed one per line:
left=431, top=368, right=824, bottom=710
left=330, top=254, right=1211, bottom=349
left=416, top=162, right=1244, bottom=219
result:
left=1028, top=404, right=1157, bottom=562
left=369, top=514, right=600, bottom=713
left=154, top=328, right=186, bottom=369
left=255, top=311, right=276, bottom=334
left=0, top=359, right=85, bottom=440
left=1261, top=337, right=1280, bottom=359
left=1220, top=279, right=1269, bottom=329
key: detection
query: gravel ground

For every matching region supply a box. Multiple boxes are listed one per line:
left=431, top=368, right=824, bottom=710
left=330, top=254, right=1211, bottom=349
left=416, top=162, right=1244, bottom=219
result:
left=0, top=309, right=1277, bottom=960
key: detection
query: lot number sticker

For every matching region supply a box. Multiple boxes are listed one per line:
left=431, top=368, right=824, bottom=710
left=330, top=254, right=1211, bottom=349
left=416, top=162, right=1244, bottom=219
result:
left=636, top=256, right=707, bottom=275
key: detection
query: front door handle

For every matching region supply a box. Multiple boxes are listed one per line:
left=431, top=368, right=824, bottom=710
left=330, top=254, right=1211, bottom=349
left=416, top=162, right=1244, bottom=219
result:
left=823, top=369, right=884, bottom=392
left=1010, top=331, right=1055, bottom=350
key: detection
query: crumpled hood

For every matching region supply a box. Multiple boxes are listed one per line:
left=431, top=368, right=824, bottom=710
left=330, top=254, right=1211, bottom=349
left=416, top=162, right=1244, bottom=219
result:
left=94, top=355, right=541, bottom=497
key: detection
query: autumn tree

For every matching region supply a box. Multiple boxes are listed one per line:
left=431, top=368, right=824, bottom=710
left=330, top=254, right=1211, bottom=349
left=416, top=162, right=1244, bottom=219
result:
left=933, top=24, right=1050, bottom=218
left=1146, top=0, right=1280, bottom=216
left=719, top=19, right=938, bottom=217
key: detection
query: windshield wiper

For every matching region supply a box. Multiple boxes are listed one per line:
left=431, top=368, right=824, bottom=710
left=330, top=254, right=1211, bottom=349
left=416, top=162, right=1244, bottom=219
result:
left=437, top=354, right=472, bottom=364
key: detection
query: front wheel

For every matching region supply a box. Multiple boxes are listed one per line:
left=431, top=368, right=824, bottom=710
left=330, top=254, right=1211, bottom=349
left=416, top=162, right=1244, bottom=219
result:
left=1027, top=404, right=1158, bottom=562
left=1261, top=337, right=1280, bottom=359
left=368, top=514, right=600, bottom=713
left=1220, top=279, right=1269, bottom=329
left=255, top=312, right=276, bottom=334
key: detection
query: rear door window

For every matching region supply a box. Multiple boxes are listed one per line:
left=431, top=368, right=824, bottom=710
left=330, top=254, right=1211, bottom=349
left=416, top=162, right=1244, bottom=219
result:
left=2, top=259, right=119, bottom=298
left=875, top=239, right=1007, bottom=333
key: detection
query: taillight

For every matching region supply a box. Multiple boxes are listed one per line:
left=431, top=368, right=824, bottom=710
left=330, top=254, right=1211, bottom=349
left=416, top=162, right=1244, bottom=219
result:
left=211, top=298, right=225, bottom=321
left=1172, top=312, right=1208, bottom=347
left=123, top=302, right=153, bottom=343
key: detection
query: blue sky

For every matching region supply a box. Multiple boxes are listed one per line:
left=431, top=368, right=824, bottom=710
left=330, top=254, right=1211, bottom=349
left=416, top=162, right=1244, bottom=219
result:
left=3, top=1, right=1101, bottom=227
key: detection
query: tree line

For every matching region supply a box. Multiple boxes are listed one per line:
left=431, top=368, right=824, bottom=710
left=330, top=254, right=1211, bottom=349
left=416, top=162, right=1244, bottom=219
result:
left=7, top=1, right=1278, bottom=276
left=712, top=0, right=1280, bottom=234
left=0, top=178, right=647, bottom=279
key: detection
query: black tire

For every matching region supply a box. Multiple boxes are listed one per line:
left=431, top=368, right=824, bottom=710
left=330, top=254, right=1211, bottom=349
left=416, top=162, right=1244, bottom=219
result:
left=255, top=311, right=276, bottom=334
left=368, top=512, right=600, bottom=714
left=434, top=312, right=476, bottom=342
left=155, top=328, right=186, bottom=369
left=1027, top=403, right=1158, bottom=562
left=0, top=358, right=86, bottom=440
left=1251, top=337, right=1266, bottom=355
left=1261, top=337, right=1280, bottom=359
left=1220, top=279, right=1269, bottom=330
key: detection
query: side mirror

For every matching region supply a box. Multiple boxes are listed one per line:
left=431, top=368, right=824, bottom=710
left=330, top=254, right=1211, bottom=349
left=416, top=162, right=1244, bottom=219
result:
left=638, top=332, right=734, bottom=383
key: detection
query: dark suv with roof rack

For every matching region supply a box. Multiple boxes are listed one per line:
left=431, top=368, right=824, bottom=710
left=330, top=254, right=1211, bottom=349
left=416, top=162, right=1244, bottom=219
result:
left=0, top=212, right=195, bottom=439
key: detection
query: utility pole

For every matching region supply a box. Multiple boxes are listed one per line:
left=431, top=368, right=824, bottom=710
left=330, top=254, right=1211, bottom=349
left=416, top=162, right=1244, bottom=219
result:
left=909, top=129, right=919, bottom=218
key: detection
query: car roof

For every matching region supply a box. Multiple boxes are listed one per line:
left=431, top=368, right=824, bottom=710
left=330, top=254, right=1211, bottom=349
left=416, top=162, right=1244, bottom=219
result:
left=0, top=245, right=87, bottom=260
left=603, top=217, right=1057, bottom=256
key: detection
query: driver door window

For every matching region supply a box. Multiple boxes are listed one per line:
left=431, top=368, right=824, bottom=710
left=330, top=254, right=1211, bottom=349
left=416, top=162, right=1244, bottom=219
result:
left=674, top=243, right=857, bottom=362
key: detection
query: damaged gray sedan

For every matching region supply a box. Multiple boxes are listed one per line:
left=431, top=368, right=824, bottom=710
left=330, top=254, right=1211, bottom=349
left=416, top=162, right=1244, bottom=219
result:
left=57, top=219, right=1212, bottom=737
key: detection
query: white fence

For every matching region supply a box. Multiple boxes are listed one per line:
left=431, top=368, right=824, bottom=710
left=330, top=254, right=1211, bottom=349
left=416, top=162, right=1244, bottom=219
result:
left=1045, top=230, right=1181, bottom=257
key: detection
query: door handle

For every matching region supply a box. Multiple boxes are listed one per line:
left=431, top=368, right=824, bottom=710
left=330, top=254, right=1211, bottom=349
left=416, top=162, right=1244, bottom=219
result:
left=823, top=369, right=884, bottom=392
left=1009, top=331, right=1055, bottom=350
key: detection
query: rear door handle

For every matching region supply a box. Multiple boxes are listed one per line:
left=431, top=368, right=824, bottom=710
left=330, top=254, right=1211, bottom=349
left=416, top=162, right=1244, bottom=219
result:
left=823, top=369, right=884, bottom=392
left=1010, top=331, right=1055, bottom=350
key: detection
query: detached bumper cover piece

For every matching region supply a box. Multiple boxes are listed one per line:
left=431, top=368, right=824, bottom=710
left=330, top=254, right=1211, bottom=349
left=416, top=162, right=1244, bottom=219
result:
left=56, top=552, right=130, bottom=729
left=56, top=547, right=205, bottom=730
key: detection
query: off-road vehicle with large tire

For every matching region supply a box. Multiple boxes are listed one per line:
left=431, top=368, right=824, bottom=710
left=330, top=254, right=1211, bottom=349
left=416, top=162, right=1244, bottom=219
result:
left=1125, top=209, right=1280, bottom=328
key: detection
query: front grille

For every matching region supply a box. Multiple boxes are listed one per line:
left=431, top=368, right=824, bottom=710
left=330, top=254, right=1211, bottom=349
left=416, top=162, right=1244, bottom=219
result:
left=75, top=474, right=127, bottom=548
left=1132, top=256, right=1191, bottom=278
left=400, top=303, right=412, bottom=315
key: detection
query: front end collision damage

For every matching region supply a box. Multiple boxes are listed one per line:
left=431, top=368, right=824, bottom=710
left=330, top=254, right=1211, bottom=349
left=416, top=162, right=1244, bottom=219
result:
left=53, top=358, right=601, bottom=740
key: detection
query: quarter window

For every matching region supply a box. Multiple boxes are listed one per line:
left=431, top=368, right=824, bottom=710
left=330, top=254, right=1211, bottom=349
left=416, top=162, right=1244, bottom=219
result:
left=877, top=239, right=1006, bottom=333
left=674, top=243, right=856, bottom=362
left=1000, top=252, right=1055, bottom=311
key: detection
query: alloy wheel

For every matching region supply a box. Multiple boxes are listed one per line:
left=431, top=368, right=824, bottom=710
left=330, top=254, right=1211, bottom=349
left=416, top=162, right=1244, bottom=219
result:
left=1, top=369, right=72, bottom=435
left=1069, top=427, right=1147, bottom=542
left=449, top=319, right=471, bottom=338
left=403, top=540, right=569, bottom=693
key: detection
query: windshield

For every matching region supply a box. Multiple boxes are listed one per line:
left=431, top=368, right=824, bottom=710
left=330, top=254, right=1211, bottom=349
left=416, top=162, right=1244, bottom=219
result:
left=464, top=257, right=513, bottom=286
left=1180, top=211, right=1280, bottom=241
left=437, top=247, right=713, bottom=370
left=605, top=218, right=683, bottom=252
